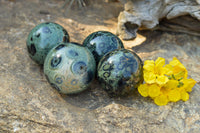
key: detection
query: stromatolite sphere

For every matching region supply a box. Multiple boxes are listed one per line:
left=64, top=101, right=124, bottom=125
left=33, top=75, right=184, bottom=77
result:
left=44, top=42, right=96, bottom=94
left=26, top=22, right=69, bottom=65
left=83, top=31, right=124, bottom=64
left=97, top=49, right=143, bottom=97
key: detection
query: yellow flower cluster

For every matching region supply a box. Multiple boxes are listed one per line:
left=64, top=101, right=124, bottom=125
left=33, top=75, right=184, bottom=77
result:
left=138, top=57, right=196, bottom=106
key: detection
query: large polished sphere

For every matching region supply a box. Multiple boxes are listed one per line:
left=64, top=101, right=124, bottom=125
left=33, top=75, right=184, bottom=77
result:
left=97, top=49, right=143, bottom=96
left=83, top=31, right=124, bottom=64
left=26, top=22, right=69, bottom=64
left=44, top=42, right=96, bottom=94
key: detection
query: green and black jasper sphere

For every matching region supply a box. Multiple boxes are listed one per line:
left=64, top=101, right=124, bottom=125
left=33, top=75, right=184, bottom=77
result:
left=44, top=42, right=96, bottom=94
left=97, top=49, right=143, bottom=97
left=83, top=31, right=124, bottom=64
left=26, top=22, right=69, bottom=65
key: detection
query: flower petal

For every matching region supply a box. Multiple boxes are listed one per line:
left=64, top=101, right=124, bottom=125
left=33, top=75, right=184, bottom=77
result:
left=144, top=60, right=154, bottom=65
left=154, top=94, right=169, bottom=106
left=148, top=84, right=160, bottom=98
left=155, top=57, right=165, bottom=68
left=164, top=64, right=173, bottom=75
left=156, top=75, right=169, bottom=85
left=168, top=89, right=181, bottom=102
left=144, top=72, right=156, bottom=84
left=173, top=65, right=187, bottom=80
left=143, top=61, right=154, bottom=72
left=165, top=80, right=179, bottom=89
left=169, top=57, right=180, bottom=66
left=160, top=86, right=171, bottom=95
left=180, top=91, right=189, bottom=101
left=182, top=78, right=196, bottom=92
left=154, top=57, right=165, bottom=75
left=170, top=57, right=188, bottom=79
left=138, top=84, right=149, bottom=97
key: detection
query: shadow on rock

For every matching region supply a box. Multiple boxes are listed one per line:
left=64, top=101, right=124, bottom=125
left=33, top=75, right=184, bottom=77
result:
left=61, top=80, right=112, bottom=110
left=61, top=79, right=145, bottom=110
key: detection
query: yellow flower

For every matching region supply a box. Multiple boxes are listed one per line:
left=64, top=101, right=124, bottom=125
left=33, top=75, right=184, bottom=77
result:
left=181, top=78, right=196, bottom=92
left=143, top=57, right=169, bottom=85
left=168, top=57, right=188, bottom=80
left=137, top=57, right=196, bottom=106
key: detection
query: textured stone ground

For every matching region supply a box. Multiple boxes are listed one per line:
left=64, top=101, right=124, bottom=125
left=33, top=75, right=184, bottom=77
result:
left=0, top=0, right=200, bottom=132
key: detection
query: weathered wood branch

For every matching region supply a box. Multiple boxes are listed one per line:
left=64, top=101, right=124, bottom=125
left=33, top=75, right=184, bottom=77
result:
left=117, top=0, right=200, bottom=40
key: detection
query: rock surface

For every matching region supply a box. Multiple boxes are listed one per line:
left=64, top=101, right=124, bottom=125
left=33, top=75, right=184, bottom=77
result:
left=0, top=0, right=200, bottom=132
left=117, top=0, right=200, bottom=40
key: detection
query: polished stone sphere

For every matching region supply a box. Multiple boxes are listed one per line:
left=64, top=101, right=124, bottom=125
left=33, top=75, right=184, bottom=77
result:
left=97, top=49, right=143, bottom=97
left=44, top=42, right=96, bottom=94
left=26, top=22, right=69, bottom=65
left=83, top=31, right=124, bottom=64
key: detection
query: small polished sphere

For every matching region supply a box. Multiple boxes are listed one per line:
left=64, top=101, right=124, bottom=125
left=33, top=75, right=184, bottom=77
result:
left=83, top=31, right=124, bottom=64
left=44, top=42, right=96, bottom=94
left=26, top=22, right=70, bottom=65
left=97, top=49, right=143, bottom=97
